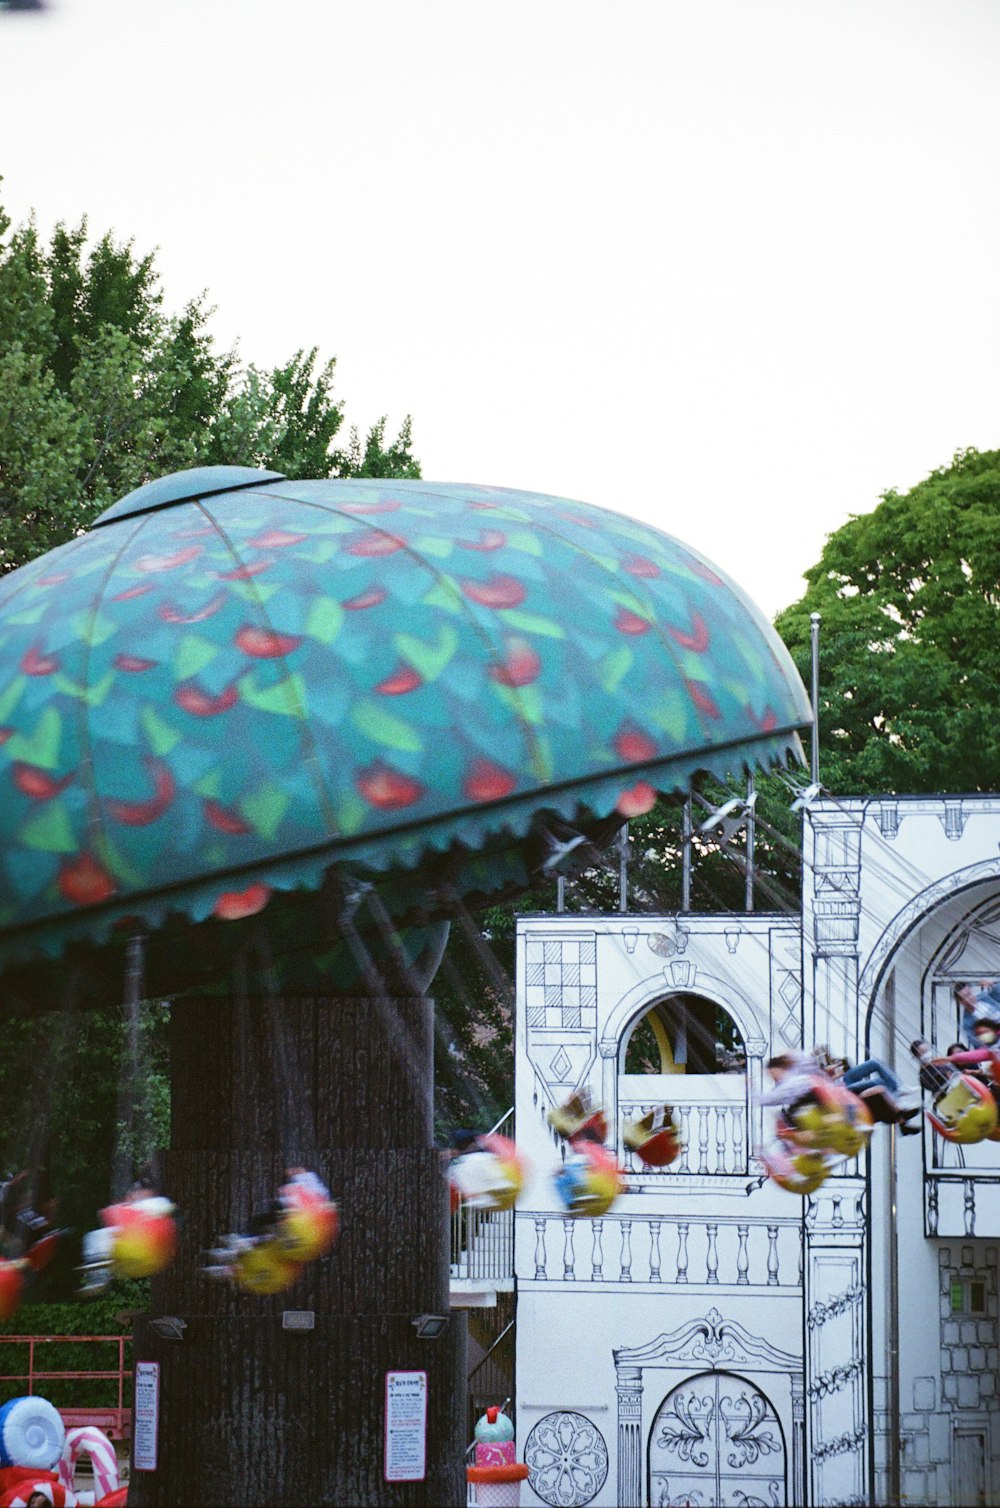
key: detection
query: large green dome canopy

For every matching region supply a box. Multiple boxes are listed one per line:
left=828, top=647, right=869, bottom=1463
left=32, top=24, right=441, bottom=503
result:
left=0, top=470, right=810, bottom=965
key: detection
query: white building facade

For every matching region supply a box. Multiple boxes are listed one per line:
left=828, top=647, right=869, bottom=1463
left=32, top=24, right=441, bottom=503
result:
left=511, top=796, right=1000, bottom=1508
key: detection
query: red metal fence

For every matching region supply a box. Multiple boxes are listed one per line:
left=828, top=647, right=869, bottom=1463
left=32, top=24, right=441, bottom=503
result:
left=0, top=1334, right=131, bottom=1440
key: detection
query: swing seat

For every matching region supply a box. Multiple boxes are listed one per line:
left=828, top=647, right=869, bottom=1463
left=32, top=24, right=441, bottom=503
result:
left=232, top=1239, right=302, bottom=1296
left=779, top=1077, right=872, bottom=1157
left=823, top=1089, right=872, bottom=1158
left=106, top=1197, right=177, bottom=1280
left=759, top=1143, right=832, bottom=1196
left=22, top=1232, right=60, bottom=1274
left=450, top=1134, right=526, bottom=1212
left=0, top=1262, right=25, bottom=1323
left=623, top=1109, right=682, bottom=1168
left=547, top=1093, right=608, bottom=1144
left=553, top=1143, right=625, bottom=1218
left=276, top=1180, right=340, bottom=1263
left=929, top=1073, right=999, bottom=1144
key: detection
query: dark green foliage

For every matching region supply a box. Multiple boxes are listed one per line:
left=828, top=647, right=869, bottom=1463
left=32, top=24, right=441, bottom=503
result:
left=554, top=776, right=802, bottom=920
left=0, top=187, right=429, bottom=1339
left=0, top=1286, right=143, bottom=1409
left=0, top=187, right=420, bottom=574
left=432, top=904, right=524, bottom=1137
left=336, top=414, right=422, bottom=480
left=776, top=447, right=1000, bottom=794
left=0, top=1283, right=146, bottom=1336
left=0, top=1002, right=169, bottom=1277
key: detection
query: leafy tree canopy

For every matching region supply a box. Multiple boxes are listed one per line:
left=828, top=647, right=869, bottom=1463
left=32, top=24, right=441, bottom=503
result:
left=776, top=447, right=1000, bottom=795
left=0, top=188, right=424, bottom=1299
left=0, top=190, right=419, bottom=574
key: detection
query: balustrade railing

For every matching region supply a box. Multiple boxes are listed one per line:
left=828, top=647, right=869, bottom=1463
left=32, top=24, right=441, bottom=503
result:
left=930, top=1131, right=1000, bottom=1174
left=450, top=1110, right=516, bottom=1286
left=526, top=1213, right=801, bottom=1288
left=925, top=1172, right=1000, bottom=1238
left=618, top=1075, right=750, bottom=1176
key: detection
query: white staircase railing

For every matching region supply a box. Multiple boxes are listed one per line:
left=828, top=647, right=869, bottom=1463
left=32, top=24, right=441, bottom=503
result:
left=451, top=1109, right=516, bottom=1286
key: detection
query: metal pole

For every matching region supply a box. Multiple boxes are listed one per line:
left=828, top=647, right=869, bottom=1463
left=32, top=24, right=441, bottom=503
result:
left=885, top=972, right=901, bottom=1507
left=810, top=612, right=821, bottom=785
left=619, top=823, right=629, bottom=914
left=887, top=1124, right=901, bottom=1505
left=556, top=874, right=565, bottom=912
left=682, top=798, right=692, bottom=912
left=744, top=772, right=755, bottom=913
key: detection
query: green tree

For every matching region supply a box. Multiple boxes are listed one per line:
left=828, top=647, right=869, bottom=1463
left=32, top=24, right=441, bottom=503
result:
left=776, top=447, right=1000, bottom=794
left=0, top=190, right=422, bottom=1306
left=0, top=193, right=419, bottom=574
left=0, top=998, right=169, bottom=1301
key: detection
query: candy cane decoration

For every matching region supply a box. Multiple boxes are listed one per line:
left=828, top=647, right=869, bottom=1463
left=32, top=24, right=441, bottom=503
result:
left=0, top=1479, right=99, bottom=1506
left=0, top=1478, right=69, bottom=1507
left=57, top=1428, right=118, bottom=1503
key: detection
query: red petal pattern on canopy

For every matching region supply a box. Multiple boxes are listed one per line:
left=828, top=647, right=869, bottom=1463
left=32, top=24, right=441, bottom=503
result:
left=0, top=469, right=811, bottom=965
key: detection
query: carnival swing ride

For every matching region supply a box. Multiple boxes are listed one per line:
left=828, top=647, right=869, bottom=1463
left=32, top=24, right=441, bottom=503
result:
left=0, top=463, right=851, bottom=1504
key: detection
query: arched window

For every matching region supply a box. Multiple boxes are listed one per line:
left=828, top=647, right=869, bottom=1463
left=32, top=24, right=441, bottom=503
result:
left=622, top=992, right=744, bottom=1075
left=618, top=994, right=748, bottom=1175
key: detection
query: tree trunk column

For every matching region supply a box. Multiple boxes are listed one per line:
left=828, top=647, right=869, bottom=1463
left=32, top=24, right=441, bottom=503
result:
left=128, top=995, right=466, bottom=1507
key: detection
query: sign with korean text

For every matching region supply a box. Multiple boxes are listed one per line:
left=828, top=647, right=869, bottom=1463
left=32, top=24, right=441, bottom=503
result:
left=384, top=1370, right=427, bottom=1482
left=134, top=1360, right=160, bottom=1471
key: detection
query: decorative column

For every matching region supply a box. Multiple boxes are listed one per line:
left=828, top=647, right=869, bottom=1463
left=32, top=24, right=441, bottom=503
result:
left=615, top=1364, right=643, bottom=1508
left=791, top=1373, right=805, bottom=1506
left=745, top=1036, right=768, bottom=1161
left=599, top=1037, right=618, bottom=1146
left=806, top=813, right=862, bottom=1062
left=804, top=1183, right=869, bottom=1508
left=802, top=809, right=870, bottom=1504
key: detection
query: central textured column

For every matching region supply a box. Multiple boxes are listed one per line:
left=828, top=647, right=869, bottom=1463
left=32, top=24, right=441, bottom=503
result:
left=129, top=994, right=466, bottom=1507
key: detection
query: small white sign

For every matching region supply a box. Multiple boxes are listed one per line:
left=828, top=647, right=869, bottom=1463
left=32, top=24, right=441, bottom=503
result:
left=133, top=1360, right=160, bottom=1472
left=384, top=1370, right=427, bottom=1482
left=282, top=1310, right=315, bottom=1331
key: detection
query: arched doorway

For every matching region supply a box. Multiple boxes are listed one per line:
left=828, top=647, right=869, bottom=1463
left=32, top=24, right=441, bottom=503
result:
left=862, top=880, right=1000, bottom=1505
left=647, top=1370, right=786, bottom=1507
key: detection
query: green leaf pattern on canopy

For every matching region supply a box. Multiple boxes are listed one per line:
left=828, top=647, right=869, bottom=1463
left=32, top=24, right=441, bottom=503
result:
left=0, top=472, right=810, bottom=962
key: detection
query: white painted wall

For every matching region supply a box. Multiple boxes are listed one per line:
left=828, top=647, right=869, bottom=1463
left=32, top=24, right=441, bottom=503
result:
left=511, top=796, right=1000, bottom=1508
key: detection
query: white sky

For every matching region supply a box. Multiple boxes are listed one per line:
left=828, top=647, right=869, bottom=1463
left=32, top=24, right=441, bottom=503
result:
left=1, top=0, right=999, bottom=617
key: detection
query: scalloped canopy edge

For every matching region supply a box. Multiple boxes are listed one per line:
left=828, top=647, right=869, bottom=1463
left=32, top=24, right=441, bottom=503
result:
left=0, top=729, right=804, bottom=973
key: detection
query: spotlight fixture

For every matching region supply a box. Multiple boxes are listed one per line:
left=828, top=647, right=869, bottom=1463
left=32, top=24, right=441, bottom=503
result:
left=411, top=1314, right=449, bottom=1339
left=150, top=1315, right=187, bottom=1341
